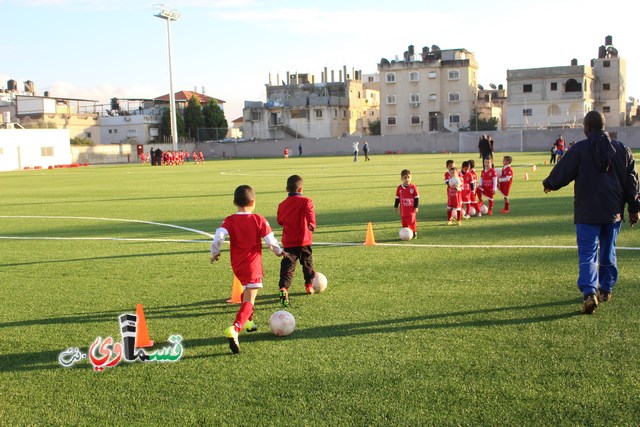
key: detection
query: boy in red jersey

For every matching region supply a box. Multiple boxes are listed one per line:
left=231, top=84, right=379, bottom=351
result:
left=447, top=167, right=463, bottom=225
left=479, top=157, right=497, bottom=215
left=498, top=155, right=514, bottom=213
left=394, top=169, right=420, bottom=238
left=468, top=159, right=480, bottom=216
left=284, top=147, right=289, bottom=159
left=211, top=185, right=286, bottom=354
left=460, top=161, right=473, bottom=218
left=277, top=175, right=317, bottom=305
left=444, top=159, right=455, bottom=186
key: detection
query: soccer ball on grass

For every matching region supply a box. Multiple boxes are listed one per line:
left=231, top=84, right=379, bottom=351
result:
left=399, top=227, right=414, bottom=241
left=480, top=204, right=489, bottom=215
left=269, top=310, right=296, bottom=336
left=312, top=272, right=328, bottom=293
left=468, top=206, right=477, bottom=216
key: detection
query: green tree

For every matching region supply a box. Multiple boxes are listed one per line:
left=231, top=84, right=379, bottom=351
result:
left=203, top=99, right=228, bottom=140
left=183, top=95, right=204, bottom=139
left=460, top=108, right=499, bottom=131
left=368, top=119, right=381, bottom=135
left=160, top=108, right=185, bottom=140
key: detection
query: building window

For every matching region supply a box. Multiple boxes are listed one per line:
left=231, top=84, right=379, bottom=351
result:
left=565, top=78, right=582, bottom=92
left=314, top=109, right=323, bottom=118
left=410, top=115, right=421, bottom=125
left=108, top=129, right=112, bottom=134
left=332, top=109, right=338, bottom=119
left=386, top=94, right=397, bottom=104
left=85, top=132, right=92, bottom=138
left=448, top=92, right=460, bottom=102
left=428, top=94, right=437, bottom=101
left=409, top=72, right=420, bottom=82
left=385, top=73, right=396, bottom=83
left=603, top=106, right=611, bottom=113
left=428, top=71, right=437, bottom=79
left=523, top=84, right=533, bottom=93
left=449, top=114, right=461, bottom=124
left=603, top=83, right=611, bottom=91
left=250, top=111, right=261, bottom=121
left=522, top=108, right=532, bottom=116
left=342, top=110, right=347, bottom=119
left=127, top=129, right=137, bottom=137
left=410, top=94, right=420, bottom=105
left=550, top=82, right=557, bottom=91
left=41, top=146, right=54, bottom=157
left=291, top=109, right=307, bottom=119
left=448, top=70, right=460, bottom=80
left=603, top=61, right=610, bottom=68
left=387, top=116, right=397, bottom=126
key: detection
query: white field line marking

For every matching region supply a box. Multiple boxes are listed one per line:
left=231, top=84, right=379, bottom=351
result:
left=1, top=215, right=638, bottom=251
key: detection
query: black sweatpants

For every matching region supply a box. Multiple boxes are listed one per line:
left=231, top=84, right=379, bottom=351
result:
left=279, top=245, right=314, bottom=289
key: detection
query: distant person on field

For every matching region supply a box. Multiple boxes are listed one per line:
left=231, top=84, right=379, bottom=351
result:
left=277, top=175, right=317, bottom=306
left=543, top=111, right=640, bottom=314
left=210, top=185, right=286, bottom=354
left=363, top=141, right=370, bottom=161
left=478, top=134, right=492, bottom=161
left=550, top=144, right=557, bottom=164
left=498, top=155, right=513, bottom=213
left=394, top=169, right=420, bottom=239
left=352, top=141, right=359, bottom=162
left=284, top=147, right=289, bottom=159
left=468, top=159, right=480, bottom=216
left=298, top=143, right=302, bottom=157
left=554, top=135, right=566, bottom=161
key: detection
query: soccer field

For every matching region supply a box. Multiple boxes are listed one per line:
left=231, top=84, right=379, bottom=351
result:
left=1, top=152, right=639, bottom=425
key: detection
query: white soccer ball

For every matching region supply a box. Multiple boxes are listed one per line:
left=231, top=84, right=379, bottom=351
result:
left=269, top=310, right=296, bottom=336
left=469, top=206, right=477, bottom=216
left=312, top=272, right=328, bottom=293
left=399, top=227, right=414, bottom=241
left=449, top=177, right=460, bottom=188
left=480, top=204, right=489, bottom=215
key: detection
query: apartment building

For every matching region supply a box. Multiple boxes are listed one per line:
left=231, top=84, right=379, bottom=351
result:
left=506, top=36, right=627, bottom=129
left=242, top=67, right=379, bottom=140
left=378, top=44, right=478, bottom=134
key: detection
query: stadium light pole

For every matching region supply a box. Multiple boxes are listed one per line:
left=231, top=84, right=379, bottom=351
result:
left=154, top=4, right=180, bottom=151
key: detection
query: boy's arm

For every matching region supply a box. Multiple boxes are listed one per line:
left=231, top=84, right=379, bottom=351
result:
left=263, top=232, right=285, bottom=256
left=306, top=199, right=316, bottom=231
left=210, top=227, right=228, bottom=262
left=492, top=176, right=497, bottom=192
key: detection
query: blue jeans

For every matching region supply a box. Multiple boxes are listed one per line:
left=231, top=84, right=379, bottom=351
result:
left=575, top=222, right=621, bottom=297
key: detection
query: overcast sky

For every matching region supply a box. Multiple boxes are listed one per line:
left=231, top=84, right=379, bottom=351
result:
left=1, top=0, right=637, bottom=122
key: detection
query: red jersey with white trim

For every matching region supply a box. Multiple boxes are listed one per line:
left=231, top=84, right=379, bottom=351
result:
left=469, top=169, right=479, bottom=201
left=462, top=171, right=473, bottom=202
left=219, top=213, right=273, bottom=284
left=277, top=194, right=316, bottom=248
left=480, top=168, right=497, bottom=195
left=498, top=164, right=513, bottom=196
left=396, top=184, right=419, bottom=217
left=444, top=171, right=451, bottom=185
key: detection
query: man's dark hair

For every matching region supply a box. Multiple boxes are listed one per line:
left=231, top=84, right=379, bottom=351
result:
left=584, top=110, right=605, bottom=131
left=286, top=175, right=304, bottom=193
left=234, top=185, right=255, bottom=207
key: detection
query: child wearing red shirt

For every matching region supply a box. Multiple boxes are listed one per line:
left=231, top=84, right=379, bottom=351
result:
left=468, top=159, right=480, bottom=216
left=447, top=167, right=463, bottom=225
left=211, top=185, right=285, bottom=354
left=461, top=161, right=473, bottom=218
left=479, top=157, right=497, bottom=215
left=394, top=169, right=420, bottom=238
left=498, top=155, right=514, bottom=213
left=277, top=175, right=317, bottom=305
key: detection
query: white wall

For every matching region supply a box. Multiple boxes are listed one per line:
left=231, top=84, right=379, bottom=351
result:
left=0, top=129, right=71, bottom=171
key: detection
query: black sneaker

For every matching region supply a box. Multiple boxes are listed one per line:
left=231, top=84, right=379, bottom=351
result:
left=413, top=232, right=418, bottom=240
left=279, top=288, right=290, bottom=307
left=581, top=294, right=598, bottom=314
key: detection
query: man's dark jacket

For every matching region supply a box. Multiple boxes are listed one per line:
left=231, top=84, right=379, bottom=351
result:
left=543, top=130, right=640, bottom=224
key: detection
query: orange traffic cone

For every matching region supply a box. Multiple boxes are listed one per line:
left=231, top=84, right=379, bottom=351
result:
left=134, top=304, right=154, bottom=348
left=364, top=222, right=377, bottom=246
left=544, top=160, right=547, bottom=165
left=226, top=275, right=243, bottom=304
left=531, top=164, right=537, bottom=172
left=524, top=172, right=529, bottom=181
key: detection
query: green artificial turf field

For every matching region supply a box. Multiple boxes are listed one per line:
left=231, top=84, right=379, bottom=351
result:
left=1, top=152, right=639, bottom=425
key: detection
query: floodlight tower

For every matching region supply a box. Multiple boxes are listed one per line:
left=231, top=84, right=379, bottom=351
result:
left=153, top=4, right=180, bottom=151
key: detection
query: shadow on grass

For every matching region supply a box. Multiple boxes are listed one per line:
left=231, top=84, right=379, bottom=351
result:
left=0, top=297, right=581, bottom=372
left=0, top=250, right=206, bottom=268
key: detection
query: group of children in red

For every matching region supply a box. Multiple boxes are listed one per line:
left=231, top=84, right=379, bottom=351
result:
left=394, top=155, right=514, bottom=235
left=140, top=150, right=206, bottom=165
left=210, top=175, right=317, bottom=354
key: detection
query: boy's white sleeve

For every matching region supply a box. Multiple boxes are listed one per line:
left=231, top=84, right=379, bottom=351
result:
left=263, top=232, right=284, bottom=256
left=210, top=227, right=228, bottom=257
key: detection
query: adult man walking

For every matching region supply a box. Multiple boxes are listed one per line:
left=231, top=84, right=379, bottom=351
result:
left=543, top=111, right=640, bottom=314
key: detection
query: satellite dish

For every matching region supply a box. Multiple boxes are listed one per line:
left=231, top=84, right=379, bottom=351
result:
left=431, top=45, right=441, bottom=51
left=380, top=58, right=390, bottom=65
left=477, top=84, right=484, bottom=90
left=606, top=46, right=618, bottom=57
left=489, top=83, right=497, bottom=89
left=630, top=96, right=636, bottom=102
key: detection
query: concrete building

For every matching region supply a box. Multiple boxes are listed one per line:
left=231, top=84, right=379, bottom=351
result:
left=477, top=84, right=507, bottom=130
left=506, top=35, right=627, bottom=129
left=378, top=44, right=479, bottom=134
left=242, top=67, right=379, bottom=140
